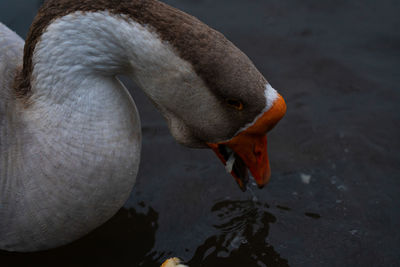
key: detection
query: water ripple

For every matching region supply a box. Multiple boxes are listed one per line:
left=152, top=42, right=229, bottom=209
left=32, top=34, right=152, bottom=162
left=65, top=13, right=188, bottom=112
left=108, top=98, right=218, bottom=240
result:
left=188, top=200, right=289, bottom=266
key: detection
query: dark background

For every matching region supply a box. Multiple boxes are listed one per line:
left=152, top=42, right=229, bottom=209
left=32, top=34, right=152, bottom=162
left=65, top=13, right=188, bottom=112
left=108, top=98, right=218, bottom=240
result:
left=1, top=0, right=399, bottom=266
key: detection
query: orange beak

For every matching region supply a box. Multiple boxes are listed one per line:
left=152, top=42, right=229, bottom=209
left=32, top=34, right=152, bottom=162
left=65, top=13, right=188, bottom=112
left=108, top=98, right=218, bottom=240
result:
left=208, top=93, right=286, bottom=191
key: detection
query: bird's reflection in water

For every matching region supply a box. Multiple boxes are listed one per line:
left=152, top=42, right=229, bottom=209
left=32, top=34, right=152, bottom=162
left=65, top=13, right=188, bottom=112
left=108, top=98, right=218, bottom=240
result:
left=188, top=200, right=288, bottom=267
left=0, top=207, right=159, bottom=267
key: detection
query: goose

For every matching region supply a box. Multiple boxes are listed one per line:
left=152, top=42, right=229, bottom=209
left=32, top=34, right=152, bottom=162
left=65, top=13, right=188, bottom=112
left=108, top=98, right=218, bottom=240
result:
left=0, top=0, right=286, bottom=254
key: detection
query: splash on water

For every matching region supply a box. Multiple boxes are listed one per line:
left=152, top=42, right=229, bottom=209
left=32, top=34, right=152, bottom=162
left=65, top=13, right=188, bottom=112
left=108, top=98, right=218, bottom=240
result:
left=187, top=200, right=289, bottom=266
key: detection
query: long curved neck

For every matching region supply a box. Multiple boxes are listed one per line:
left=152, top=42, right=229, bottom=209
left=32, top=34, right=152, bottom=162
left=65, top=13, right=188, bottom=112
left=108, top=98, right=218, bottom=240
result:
left=24, top=11, right=198, bottom=166
left=28, top=10, right=210, bottom=145
left=29, top=11, right=193, bottom=111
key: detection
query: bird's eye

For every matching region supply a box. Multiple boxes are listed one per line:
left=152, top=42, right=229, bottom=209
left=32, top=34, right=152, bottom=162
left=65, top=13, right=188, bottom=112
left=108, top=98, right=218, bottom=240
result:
left=226, top=99, right=244, bottom=111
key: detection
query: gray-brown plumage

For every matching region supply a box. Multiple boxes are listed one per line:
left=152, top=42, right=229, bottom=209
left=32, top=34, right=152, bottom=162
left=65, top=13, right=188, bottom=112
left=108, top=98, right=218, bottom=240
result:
left=0, top=0, right=285, bottom=252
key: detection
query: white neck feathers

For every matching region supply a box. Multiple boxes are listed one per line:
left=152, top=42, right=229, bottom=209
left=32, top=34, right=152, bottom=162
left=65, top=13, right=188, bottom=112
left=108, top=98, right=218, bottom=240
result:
left=31, top=11, right=198, bottom=107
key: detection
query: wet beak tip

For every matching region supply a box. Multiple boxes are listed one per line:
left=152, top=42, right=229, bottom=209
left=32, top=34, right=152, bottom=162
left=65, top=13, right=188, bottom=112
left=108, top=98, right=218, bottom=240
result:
left=257, top=183, right=265, bottom=189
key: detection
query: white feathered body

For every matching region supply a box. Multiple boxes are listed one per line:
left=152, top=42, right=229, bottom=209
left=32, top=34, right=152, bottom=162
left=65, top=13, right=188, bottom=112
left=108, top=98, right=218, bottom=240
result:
left=0, top=19, right=142, bottom=251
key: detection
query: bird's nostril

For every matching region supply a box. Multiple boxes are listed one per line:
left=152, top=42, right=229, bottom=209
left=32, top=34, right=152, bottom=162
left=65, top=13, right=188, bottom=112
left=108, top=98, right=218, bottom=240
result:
left=254, top=146, right=263, bottom=162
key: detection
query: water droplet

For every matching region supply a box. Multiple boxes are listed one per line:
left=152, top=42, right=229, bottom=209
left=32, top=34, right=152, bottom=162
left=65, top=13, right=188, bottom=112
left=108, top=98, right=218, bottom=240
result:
left=300, top=173, right=311, bottom=184
left=350, top=229, right=358, bottom=235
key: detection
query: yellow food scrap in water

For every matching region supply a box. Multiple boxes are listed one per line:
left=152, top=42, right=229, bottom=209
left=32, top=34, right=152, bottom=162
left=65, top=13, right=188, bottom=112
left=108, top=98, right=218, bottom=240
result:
left=161, top=257, right=188, bottom=267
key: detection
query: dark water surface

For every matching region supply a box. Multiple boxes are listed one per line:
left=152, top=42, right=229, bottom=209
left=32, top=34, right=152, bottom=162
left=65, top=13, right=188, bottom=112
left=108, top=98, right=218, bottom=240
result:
left=1, top=0, right=399, bottom=266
